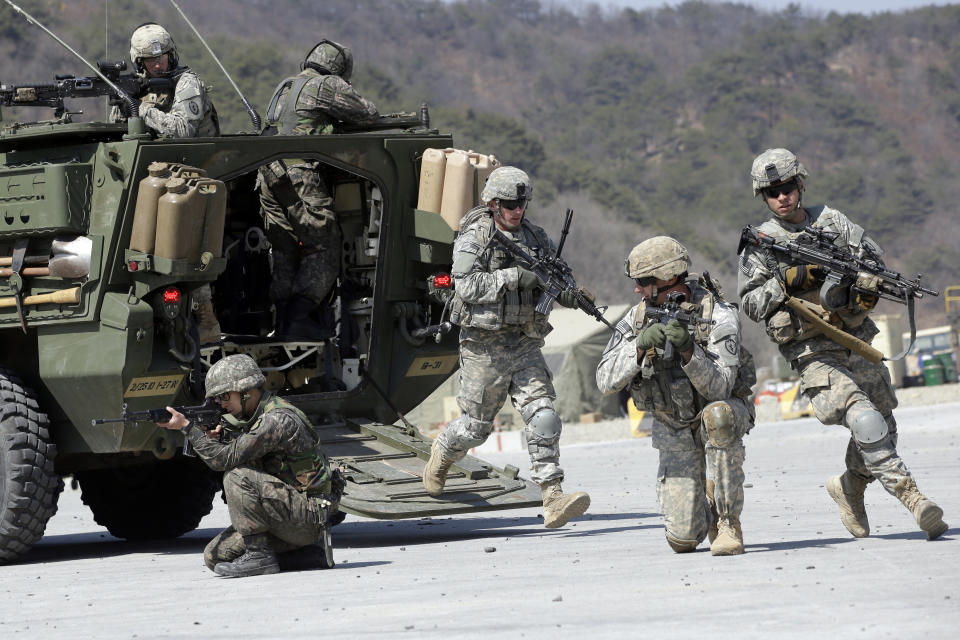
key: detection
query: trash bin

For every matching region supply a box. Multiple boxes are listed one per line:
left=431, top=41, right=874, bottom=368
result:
left=923, top=360, right=945, bottom=386
left=935, top=353, right=958, bottom=383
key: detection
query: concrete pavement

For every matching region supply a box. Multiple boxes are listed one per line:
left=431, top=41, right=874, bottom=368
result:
left=1, top=402, right=958, bottom=639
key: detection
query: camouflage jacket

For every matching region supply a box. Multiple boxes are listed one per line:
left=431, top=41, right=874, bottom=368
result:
left=450, top=207, right=558, bottom=344
left=270, top=67, right=379, bottom=135
left=737, top=205, right=881, bottom=362
left=139, top=67, right=219, bottom=138
left=596, top=280, right=755, bottom=430
left=187, top=392, right=333, bottom=496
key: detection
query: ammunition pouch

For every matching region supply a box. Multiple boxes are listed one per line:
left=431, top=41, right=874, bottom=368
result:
left=259, top=160, right=300, bottom=211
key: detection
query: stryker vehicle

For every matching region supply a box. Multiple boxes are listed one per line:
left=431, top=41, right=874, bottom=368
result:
left=0, top=85, right=542, bottom=564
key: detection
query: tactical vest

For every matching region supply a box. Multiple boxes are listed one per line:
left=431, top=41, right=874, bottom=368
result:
left=630, top=278, right=755, bottom=424
left=253, top=395, right=336, bottom=500
left=449, top=208, right=552, bottom=335
left=266, top=71, right=334, bottom=135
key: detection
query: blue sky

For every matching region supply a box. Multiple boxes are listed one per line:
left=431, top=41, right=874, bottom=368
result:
left=593, top=1, right=954, bottom=14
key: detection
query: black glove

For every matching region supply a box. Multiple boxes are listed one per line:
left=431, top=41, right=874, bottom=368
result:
left=855, top=291, right=878, bottom=311
left=558, top=289, right=578, bottom=308
left=636, top=323, right=667, bottom=352
left=780, top=264, right=824, bottom=291
left=517, top=267, right=545, bottom=291
left=664, top=319, right=693, bottom=353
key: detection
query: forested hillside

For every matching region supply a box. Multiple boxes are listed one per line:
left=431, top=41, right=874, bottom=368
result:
left=2, top=0, right=958, bottom=364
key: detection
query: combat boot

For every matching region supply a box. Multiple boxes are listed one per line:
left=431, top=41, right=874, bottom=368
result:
left=827, top=472, right=870, bottom=538
left=194, top=298, right=222, bottom=345
left=894, top=477, right=948, bottom=541
left=213, top=534, right=280, bottom=578
left=277, top=528, right=334, bottom=571
left=423, top=439, right=457, bottom=497
left=541, top=479, right=591, bottom=529
left=711, top=516, right=744, bottom=556
left=706, top=478, right=719, bottom=544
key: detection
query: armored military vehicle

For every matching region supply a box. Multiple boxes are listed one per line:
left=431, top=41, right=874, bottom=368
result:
left=0, top=78, right=542, bottom=563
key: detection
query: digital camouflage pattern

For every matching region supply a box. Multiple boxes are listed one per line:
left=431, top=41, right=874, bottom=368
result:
left=129, top=24, right=177, bottom=68
left=750, top=147, right=808, bottom=196
left=140, top=70, right=219, bottom=138
left=480, top=166, right=533, bottom=203
left=303, top=40, right=354, bottom=81
left=259, top=161, right=342, bottom=304
left=596, top=281, right=754, bottom=549
left=188, top=392, right=330, bottom=566
left=737, top=199, right=924, bottom=510
left=204, top=354, right=266, bottom=399
left=439, top=207, right=565, bottom=485
left=624, top=236, right=690, bottom=280
left=271, top=68, right=378, bottom=136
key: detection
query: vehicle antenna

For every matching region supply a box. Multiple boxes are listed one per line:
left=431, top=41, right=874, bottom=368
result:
left=168, top=0, right=262, bottom=130
left=2, top=0, right=139, bottom=117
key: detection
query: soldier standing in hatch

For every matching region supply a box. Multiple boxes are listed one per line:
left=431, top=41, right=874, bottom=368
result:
left=258, top=40, right=379, bottom=338
left=737, top=148, right=947, bottom=541
left=124, top=23, right=221, bottom=344
left=159, top=354, right=339, bottom=577
left=596, top=237, right=755, bottom=555
left=422, top=166, right=591, bottom=529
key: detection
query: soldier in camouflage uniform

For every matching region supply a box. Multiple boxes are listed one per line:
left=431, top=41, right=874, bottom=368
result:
left=126, top=23, right=219, bottom=138
left=160, top=354, right=338, bottom=577
left=737, top=148, right=947, bottom=541
left=597, top=237, right=755, bottom=555
left=422, top=166, right=591, bottom=529
left=124, top=23, right=221, bottom=344
left=258, top=40, right=379, bottom=337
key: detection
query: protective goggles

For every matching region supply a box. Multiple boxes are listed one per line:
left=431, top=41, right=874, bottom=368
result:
left=762, top=180, right=798, bottom=199
left=498, top=198, right=527, bottom=210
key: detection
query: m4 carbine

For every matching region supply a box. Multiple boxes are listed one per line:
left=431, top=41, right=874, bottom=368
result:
left=644, top=291, right=715, bottom=360
left=92, top=398, right=223, bottom=429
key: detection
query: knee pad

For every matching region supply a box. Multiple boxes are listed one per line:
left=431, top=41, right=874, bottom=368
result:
left=703, top=401, right=736, bottom=448
left=665, top=532, right=699, bottom=553
left=527, top=408, right=562, bottom=440
left=849, top=407, right=889, bottom=445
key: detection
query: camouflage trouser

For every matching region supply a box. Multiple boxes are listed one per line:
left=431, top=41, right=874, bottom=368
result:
left=259, top=162, right=341, bottom=305
left=204, top=466, right=323, bottom=569
left=796, top=351, right=911, bottom=495
left=652, top=398, right=751, bottom=548
left=438, top=337, right=561, bottom=485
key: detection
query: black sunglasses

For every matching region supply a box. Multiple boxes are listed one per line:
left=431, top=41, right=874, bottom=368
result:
left=762, top=181, right=798, bottom=199
left=498, top=198, right=527, bottom=210
left=634, top=276, right=657, bottom=287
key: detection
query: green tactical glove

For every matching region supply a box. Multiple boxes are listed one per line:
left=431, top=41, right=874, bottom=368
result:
left=516, top=267, right=545, bottom=291
left=780, top=264, right=823, bottom=291
left=664, top=319, right=693, bottom=353
left=558, top=289, right=578, bottom=308
left=636, top=323, right=667, bottom=352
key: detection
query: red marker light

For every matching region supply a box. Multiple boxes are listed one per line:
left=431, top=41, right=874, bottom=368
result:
left=162, top=287, right=181, bottom=304
left=128, top=261, right=139, bottom=271
left=433, top=273, right=452, bottom=289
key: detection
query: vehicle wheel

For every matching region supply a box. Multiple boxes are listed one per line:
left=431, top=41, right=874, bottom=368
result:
left=76, top=456, right=219, bottom=540
left=0, top=368, right=63, bottom=564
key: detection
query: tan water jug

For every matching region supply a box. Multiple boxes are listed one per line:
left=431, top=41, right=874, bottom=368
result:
left=440, top=149, right=475, bottom=230
left=130, top=162, right=174, bottom=253
left=417, top=147, right=447, bottom=214
left=471, top=152, right=500, bottom=204
left=170, top=164, right=206, bottom=179
left=154, top=178, right=204, bottom=261
left=195, top=178, right=227, bottom=258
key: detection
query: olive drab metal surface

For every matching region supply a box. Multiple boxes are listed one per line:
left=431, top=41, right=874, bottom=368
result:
left=0, top=105, right=540, bottom=563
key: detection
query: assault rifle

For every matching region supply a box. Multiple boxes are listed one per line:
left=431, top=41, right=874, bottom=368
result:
left=644, top=291, right=715, bottom=360
left=738, top=224, right=939, bottom=359
left=0, top=60, right=170, bottom=119
left=92, top=398, right=223, bottom=429
left=488, top=209, right=627, bottom=337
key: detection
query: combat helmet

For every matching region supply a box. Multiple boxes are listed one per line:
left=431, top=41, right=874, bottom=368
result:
left=130, top=23, right=178, bottom=72
left=480, top=166, right=533, bottom=203
left=750, top=148, right=808, bottom=197
left=205, top=354, right=266, bottom=399
left=302, top=40, right=353, bottom=81
left=624, top=236, right=690, bottom=281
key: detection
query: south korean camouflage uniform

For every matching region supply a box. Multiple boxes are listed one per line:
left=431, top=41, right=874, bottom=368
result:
left=597, top=279, right=755, bottom=550
left=439, top=206, right=564, bottom=485
left=258, top=41, right=379, bottom=305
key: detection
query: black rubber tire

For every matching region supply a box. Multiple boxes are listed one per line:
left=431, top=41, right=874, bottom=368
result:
left=76, top=456, right=219, bottom=540
left=0, top=368, right=63, bottom=564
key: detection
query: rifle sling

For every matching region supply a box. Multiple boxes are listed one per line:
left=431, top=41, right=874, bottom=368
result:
left=784, top=297, right=883, bottom=364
